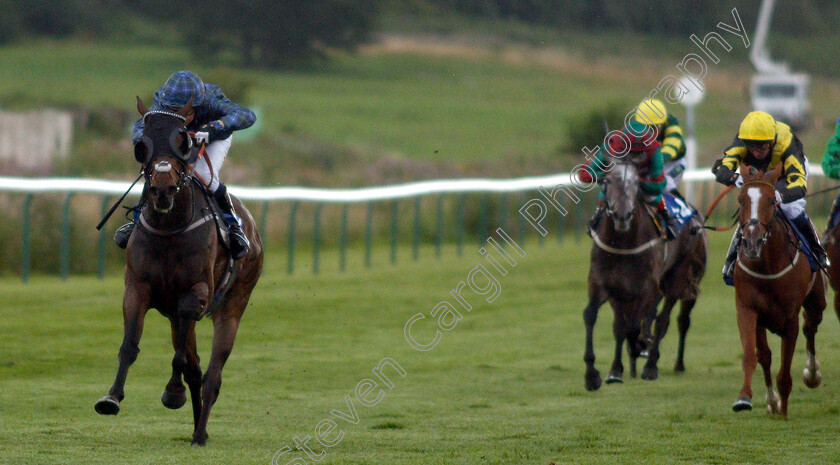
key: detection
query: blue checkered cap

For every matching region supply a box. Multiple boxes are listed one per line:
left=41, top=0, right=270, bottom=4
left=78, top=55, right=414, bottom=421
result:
left=158, top=71, right=206, bottom=109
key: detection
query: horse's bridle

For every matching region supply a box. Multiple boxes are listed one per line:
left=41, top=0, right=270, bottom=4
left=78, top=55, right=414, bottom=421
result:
left=739, top=180, right=778, bottom=249
left=140, top=111, right=198, bottom=197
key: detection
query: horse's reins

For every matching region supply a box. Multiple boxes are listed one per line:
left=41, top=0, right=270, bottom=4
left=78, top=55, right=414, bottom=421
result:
left=702, top=184, right=738, bottom=231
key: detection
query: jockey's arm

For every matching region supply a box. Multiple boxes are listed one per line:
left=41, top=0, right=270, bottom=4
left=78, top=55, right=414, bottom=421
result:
left=639, top=148, right=667, bottom=199
left=660, top=115, right=686, bottom=163
left=712, top=135, right=744, bottom=186
left=777, top=138, right=807, bottom=203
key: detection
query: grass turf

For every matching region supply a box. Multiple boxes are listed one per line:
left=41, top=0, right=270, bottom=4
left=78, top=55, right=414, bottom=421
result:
left=2, top=233, right=840, bottom=464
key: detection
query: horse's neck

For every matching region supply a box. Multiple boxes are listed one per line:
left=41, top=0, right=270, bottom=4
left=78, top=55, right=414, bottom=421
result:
left=144, top=184, right=199, bottom=231
left=602, top=203, right=656, bottom=245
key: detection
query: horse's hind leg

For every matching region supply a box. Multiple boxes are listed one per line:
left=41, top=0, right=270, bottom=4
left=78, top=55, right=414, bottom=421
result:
left=803, top=276, right=826, bottom=389
left=193, top=315, right=242, bottom=446
left=756, top=326, right=780, bottom=414
left=95, top=282, right=149, bottom=415
left=673, top=298, right=696, bottom=373
left=642, top=296, right=678, bottom=381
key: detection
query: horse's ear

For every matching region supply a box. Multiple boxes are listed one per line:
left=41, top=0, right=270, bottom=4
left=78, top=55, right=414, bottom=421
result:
left=766, top=161, right=784, bottom=183
left=176, top=97, right=194, bottom=117
left=739, top=161, right=752, bottom=181
left=136, top=96, right=148, bottom=116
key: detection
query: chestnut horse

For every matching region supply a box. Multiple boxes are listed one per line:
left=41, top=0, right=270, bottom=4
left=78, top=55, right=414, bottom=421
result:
left=584, top=161, right=707, bottom=391
left=94, top=98, right=264, bottom=445
left=731, top=162, right=825, bottom=416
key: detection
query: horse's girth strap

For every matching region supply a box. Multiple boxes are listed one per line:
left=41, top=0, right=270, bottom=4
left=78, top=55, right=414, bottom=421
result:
left=736, top=250, right=800, bottom=280
left=138, top=212, right=215, bottom=236
left=591, top=231, right=661, bottom=255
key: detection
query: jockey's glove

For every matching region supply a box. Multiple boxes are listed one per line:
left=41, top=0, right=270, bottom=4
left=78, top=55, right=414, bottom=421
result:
left=195, top=121, right=223, bottom=144
left=776, top=183, right=806, bottom=203
left=714, top=164, right=739, bottom=186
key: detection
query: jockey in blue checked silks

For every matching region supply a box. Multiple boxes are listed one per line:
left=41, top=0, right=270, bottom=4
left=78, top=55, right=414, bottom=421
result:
left=115, top=71, right=256, bottom=260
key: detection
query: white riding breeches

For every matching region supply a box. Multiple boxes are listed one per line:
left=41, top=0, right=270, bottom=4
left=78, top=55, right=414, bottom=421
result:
left=779, top=157, right=809, bottom=219
left=194, top=135, right=232, bottom=193
left=664, top=157, right=687, bottom=193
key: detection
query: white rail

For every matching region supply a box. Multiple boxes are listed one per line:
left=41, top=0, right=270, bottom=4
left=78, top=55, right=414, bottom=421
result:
left=0, top=167, right=825, bottom=202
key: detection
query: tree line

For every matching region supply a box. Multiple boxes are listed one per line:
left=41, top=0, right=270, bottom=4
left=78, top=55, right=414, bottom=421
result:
left=1, top=0, right=837, bottom=69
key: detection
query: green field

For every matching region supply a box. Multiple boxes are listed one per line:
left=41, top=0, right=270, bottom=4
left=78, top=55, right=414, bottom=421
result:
left=3, top=37, right=840, bottom=186
left=4, top=233, right=840, bottom=465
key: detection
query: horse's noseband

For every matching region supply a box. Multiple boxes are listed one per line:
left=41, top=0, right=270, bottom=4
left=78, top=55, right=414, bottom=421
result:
left=149, top=159, right=191, bottom=195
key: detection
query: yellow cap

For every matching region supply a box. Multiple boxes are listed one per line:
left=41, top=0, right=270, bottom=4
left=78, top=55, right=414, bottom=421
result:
left=634, top=99, right=667, bottom=125
left=738, top=111, right=776, bottom=142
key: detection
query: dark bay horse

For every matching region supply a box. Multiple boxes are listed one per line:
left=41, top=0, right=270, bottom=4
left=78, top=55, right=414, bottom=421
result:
left=95, top=97, right=264, bottom=445
left=584, top=161, right=707, bottom=391
left=731, top=162, right=825, bottom=417
left=822, top=208, right=840, bottom=324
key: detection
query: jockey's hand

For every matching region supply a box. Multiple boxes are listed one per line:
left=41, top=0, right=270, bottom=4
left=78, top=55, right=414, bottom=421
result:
left=714, top=165, right=739, bottom=186
left=195, top=121, right=222, bottom=144
left=776, top=183, right=805, bottom=203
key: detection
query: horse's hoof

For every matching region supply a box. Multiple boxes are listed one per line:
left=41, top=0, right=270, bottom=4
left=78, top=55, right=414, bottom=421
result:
left=674, top=361, right=686, bottom=373
left=161, top=386, right=187, bottom=409
left=585, top=370, right=602, bottom=391
left=191, top=431, right=209, bottom=446
left=803, top=367, right=822, bottom=389
left=732, top=397, right=753, bottom=412
left=95, top=395, right=120, bottom=415
left=605, top=372, right=623, bottom=384
left=641, top=365, right=659, bottom=381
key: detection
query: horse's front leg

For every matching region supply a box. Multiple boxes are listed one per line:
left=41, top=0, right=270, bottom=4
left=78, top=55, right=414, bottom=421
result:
left=732, top=301, right=758, bottom=412
left=777, top=323, right=799, bottom=418
left=583, top=284, right=607, bottom=391
left=756, top=325, right=780, bottom=414
left=173, top=284, right=209, bottom=436
left=95, top=281, right=150, bottom=415
left=162, top=316, right=202, bottom=412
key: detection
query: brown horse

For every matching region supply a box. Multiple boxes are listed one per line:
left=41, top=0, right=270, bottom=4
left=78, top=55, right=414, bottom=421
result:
left=94, top=98, right=264, bottom=445
left=731, top=162, right=825, bottom=417
left=584, top=161, right=707, bottom=391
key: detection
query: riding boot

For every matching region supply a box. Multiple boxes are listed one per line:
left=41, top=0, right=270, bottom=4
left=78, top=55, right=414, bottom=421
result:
left=214, top=184, right=250, bottom=260
left=792, top=213, right=830, bottom=269
left=722, top=227, right=741, bottom=285
left=656, top=201, right=679, bottom=241
left=114, top=184, right=147, bottom=249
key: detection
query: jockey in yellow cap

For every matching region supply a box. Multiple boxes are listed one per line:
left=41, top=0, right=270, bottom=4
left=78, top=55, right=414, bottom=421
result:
left=635, top=99, right=687, bottom=197
left=712, top=111, right=828, bottom=284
